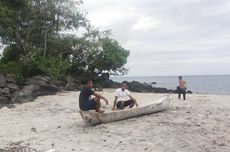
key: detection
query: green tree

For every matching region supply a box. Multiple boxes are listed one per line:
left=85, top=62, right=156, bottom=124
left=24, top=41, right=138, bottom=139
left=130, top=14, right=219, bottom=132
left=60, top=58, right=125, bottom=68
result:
left=0, top=0, right=130, bottom=82
left=0, top=0, right=85, bottom=56
left=96, top=37, right=130, bottom=76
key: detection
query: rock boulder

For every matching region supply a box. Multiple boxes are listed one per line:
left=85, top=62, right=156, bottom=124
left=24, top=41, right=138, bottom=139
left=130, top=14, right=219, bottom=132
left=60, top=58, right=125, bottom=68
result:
left=7, top=83, right=20, bottom=93
left=11, top=85, right=40, bottom=103
left=0, top=74, right=6, bottom=88
left=28, top=75, right=51, bottom=86
left=0, top=88, right=10, bottom=97
left=0, top=96, right=10, bottom=104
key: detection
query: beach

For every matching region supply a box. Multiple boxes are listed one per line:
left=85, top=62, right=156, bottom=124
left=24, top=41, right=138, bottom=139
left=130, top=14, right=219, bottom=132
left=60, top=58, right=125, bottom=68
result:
left=0, top=90, right=230, bottom=152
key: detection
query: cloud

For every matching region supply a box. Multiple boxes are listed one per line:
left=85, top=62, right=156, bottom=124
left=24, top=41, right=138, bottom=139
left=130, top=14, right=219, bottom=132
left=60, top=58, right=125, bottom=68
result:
left=82, top=0, right=230, bottom=76
left=131, top=16, right=159, bottom=31
left=87, top=9, right=127, bottom=27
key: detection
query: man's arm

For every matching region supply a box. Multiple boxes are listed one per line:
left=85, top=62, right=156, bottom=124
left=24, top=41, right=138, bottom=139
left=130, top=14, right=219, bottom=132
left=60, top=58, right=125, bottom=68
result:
left=112, top=96, right=118, bottom=111
left=93, top=92, right=109, bottom=105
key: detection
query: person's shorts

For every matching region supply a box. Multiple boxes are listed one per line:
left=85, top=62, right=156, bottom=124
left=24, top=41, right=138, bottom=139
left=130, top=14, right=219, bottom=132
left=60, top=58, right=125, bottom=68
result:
left=176, top=86, right=186, bottom=93
left=81, top=98, right=96, bottom=111
left=116, top=100, right=134, bottom=109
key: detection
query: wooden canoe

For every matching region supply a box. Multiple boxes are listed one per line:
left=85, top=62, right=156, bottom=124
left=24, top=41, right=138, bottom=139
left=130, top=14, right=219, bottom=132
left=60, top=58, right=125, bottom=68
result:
left=79, top=95, right=172, bottom=125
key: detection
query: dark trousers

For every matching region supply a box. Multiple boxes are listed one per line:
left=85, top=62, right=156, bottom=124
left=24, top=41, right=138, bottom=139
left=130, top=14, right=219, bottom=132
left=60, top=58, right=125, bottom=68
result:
left=116, top=100, right=134, bottom=109
left=177, top=86, right=186, bottom=100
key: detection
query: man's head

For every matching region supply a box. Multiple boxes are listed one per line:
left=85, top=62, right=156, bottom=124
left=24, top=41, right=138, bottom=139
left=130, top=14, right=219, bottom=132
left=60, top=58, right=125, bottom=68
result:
left=81, top=79, right=93, bottom=88
left=120, top=81, right=128, bottom=91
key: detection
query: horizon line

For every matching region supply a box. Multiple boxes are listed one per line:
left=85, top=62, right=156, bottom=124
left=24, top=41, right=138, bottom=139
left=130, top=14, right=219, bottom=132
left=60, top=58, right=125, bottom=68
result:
left=111, top=74, right=230, bottom=77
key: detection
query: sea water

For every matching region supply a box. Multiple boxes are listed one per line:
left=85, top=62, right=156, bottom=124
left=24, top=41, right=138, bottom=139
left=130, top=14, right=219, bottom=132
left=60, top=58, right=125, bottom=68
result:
left=111, top=75, right=230, bottom=95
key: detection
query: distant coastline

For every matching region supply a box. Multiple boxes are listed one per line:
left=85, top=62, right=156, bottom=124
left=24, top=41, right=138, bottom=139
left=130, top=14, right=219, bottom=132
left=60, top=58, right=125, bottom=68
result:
left=111, top=75, right=230, bottom=95
left=111, top=74, right=230, bottom=77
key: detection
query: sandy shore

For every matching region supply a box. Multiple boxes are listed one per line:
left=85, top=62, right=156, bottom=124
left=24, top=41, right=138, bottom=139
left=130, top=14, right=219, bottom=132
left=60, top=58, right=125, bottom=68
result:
left=0, top=89, right=230, bottom=152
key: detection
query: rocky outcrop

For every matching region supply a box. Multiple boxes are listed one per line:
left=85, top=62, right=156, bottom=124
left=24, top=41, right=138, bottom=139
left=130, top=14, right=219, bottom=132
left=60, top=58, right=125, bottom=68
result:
left=11, top=76, right=58, bottom=104
left=0, top=75, right=59, bottom=106
left=101, top=80, right=120, bottom=88
left=0, top=96, right=10, bottom=104
left=125, top=81, right=177, bottom=93
left=102, top=80, right=193, bottom=94
left=0, top=88, right=10, bottom=97
left=65, top=83, right=81, bottom=91
left=150, top=82, right=157, bottom=84
left=7, top=83, right=19, bottom=93
left=28, top=75, right=58, bottom=95
left=65, top=75, right=81, bottom=91
left=28, top=75, right=51, bottom=86
left=11, top=85, right=40, bottom=103
left=0, top=74, right=6, bottom=88
left=0, top=75, right=13, bottom=105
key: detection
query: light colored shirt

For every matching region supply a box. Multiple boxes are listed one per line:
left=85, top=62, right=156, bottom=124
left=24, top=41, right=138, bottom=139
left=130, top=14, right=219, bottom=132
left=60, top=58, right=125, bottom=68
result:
left=115, top=88, right=130, bottom=101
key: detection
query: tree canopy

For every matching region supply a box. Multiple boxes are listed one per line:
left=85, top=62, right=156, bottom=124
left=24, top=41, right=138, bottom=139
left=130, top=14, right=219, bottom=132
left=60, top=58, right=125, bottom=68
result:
left=0, top=0, right=129, bottom=82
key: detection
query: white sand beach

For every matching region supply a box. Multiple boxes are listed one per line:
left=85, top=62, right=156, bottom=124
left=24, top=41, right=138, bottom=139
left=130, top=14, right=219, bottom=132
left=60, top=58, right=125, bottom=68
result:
left=0, top=90, right=230, bottom=152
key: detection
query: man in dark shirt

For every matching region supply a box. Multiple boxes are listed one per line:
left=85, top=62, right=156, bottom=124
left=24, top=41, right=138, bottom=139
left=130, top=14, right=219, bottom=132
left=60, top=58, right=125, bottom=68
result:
left=79, top=79, right=109, bottom=113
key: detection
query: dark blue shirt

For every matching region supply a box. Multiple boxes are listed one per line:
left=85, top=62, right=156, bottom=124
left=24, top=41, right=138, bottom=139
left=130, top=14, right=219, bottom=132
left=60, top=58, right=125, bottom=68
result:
left=79, top=87, right=95, bottom=110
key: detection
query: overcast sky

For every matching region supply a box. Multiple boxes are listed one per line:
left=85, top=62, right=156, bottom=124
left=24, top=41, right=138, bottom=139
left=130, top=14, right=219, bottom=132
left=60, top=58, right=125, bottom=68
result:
left=82, top=0, right=230, bottom=76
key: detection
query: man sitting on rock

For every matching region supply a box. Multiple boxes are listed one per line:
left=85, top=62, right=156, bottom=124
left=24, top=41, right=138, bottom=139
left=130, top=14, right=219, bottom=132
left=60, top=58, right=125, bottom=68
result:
left=112, top=81, right=138, bottom=110
left=79, top=79, right=109, bottom=113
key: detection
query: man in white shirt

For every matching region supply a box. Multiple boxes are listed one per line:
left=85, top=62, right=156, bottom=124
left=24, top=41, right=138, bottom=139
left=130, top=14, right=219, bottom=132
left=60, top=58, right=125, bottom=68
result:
left=112, top=82, right=138, bottom=110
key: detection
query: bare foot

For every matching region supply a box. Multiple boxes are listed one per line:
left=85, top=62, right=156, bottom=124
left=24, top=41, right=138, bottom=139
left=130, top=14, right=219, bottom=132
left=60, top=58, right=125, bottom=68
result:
left=96, top=109, right=105, bottom=113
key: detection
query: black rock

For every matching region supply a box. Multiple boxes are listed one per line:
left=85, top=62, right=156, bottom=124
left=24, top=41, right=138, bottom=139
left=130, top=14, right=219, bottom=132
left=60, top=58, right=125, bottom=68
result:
left=187, top=90, right=193, bottom=94
left=38, top=84, right=58, bottom=96
left=7, top=83, right=20, bottom=94
left=11, top=85, right=40, bottom=103
left=28, top=75, right=50, bottom=86
left=0, top=96, right=10, bottom=104
left=0, top=88, right=10, bottom=97
left=101, top=79, right=193, bottom=94
left=11, top=83, right=58, bottom=104
left=101, top=80, right=120, bottom=88
left=0, top=74, right=6, bottom=88
left=65, top=83, right=81, bottom=91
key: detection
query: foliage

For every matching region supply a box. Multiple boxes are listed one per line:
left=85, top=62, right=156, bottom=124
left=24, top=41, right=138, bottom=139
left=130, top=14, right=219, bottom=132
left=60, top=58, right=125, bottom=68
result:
left=0, top=61, right=20, bottom=75
left=19, top=54, right=70, bottom=80
left=96, top=37, right=130, bottom=75
left=0, top=0, right=85, bottom=54
left=0, top=45, right=22, bottom=64
left=15, top=72, right=27, bottom=85
left=0, top=0, right=130, bottom=83
left=19, top=53, right=45, bottom=78
left=69, top=28, right=130, bottom=79
left=36, top=56, right=70, bottom=80
left=0, top=61, right=26, bottom=85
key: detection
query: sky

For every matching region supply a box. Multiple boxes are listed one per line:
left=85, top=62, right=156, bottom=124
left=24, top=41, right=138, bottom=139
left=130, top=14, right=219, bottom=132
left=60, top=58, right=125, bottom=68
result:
left=81, top=0, right=230, bottom=76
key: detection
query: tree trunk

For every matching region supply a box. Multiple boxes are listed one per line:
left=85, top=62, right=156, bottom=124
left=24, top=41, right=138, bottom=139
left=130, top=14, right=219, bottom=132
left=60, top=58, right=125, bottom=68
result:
left=15, top=29, right=25, bottom=52
left=43, top=29, right=47, bottom=57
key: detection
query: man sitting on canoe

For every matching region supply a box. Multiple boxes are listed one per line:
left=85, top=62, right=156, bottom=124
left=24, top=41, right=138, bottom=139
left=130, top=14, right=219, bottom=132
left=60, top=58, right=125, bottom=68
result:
left=112, top=82, right=138, bottom=110
left=79, top=79, right=109, bottom=113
